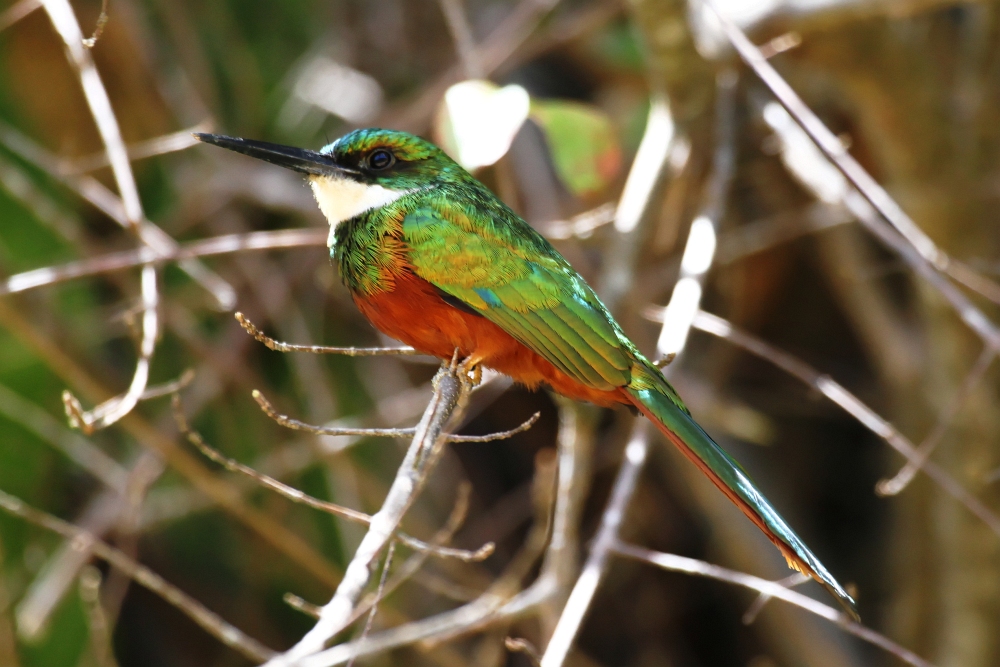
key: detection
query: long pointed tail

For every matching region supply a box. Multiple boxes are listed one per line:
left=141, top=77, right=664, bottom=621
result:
left=625, top=378, right=859, bottom=620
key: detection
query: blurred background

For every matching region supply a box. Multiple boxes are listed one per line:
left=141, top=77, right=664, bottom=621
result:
left=0, top=0, right=999, bottom=665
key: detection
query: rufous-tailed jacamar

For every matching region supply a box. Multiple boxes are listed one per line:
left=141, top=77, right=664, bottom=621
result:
left=196, top=128, right=858, bottom=619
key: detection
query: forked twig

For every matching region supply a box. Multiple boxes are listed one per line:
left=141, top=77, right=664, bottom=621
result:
left=0, top=489, right=276, bottom=663
left=262, top=360, right=471, bottom=667
left=62, top=265, right=159, bottom=434
left=172, top=396, right=494, bottom=563
left=237, top=312, right=419, bottom=356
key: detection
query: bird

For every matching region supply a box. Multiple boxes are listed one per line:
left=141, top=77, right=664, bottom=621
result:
left=196, top=128, right=858, bottom=619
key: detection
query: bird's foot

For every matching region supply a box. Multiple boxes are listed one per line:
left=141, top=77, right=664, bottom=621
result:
left=457, top=355, right=483, bottom=388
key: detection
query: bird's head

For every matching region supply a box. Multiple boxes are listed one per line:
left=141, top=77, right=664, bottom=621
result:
left=195, top=128, right=459, bottom=240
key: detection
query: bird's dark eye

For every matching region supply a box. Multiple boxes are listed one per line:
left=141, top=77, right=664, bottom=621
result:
left=368, top=149, right=394, bottom=170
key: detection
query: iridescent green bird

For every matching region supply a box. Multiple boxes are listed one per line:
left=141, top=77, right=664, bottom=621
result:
left=197, top=128, right=858, bottom=619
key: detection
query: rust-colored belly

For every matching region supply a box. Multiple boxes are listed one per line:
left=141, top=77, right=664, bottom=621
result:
left=353, top=271, right=624, bottom=407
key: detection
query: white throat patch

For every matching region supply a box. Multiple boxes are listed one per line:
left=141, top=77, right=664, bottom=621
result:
left=309, top=175, right=413, bottom=246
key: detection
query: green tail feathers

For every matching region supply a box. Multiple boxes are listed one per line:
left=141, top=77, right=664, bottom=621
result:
left=626, top=370, right=859, bottom=621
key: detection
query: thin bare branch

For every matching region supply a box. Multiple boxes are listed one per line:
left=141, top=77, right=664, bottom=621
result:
left=62, top=265, right=158, bottom=434
left=137, top=369, right=196, bottom=401
left=344, top=482, right=478, bottom=627
left=0, top=488, right=277, bottom=663
left=0, top=229, right=326, bottom=297
left=437, top=0, right=483, bottom=78
left=346, top=541, right=395, bottom=667
left=0, top=382, right=128, bottom=492
left=297, top=416, right=581, bottom=666
left=65, top=122, right=212, bottom=173
left=612, top=542, right=934, bottom=667
left=539, top=421, right=649, bottom=667
left=706, top=0, right=1000, bottom=307
left=542, top=202, right=617, bottom=240
left=42, top=0, right=141, bottom=224
left=263, top=360, right=471, bottom=667
left=237, top=312, right=420, bottom=356
left=253, top=390, right=417, bottom=438
left=878, top=346, right=996, bottom=495
left=448, top=412, right=540, bottom=442
left=173, top=396, right=494, bottom=563
left=685, top=309, right=1000, bottom=536
left=741, top=572, right=810, bottom=625
left=285, top=594, right=323, bottom=619
left=758, top=98, right=1000, bottom=353
left=656, top=69, right=736, bottom=358
left=0, top=120, right=236, bottom=309
left=78, top=566, right=119, bottom=667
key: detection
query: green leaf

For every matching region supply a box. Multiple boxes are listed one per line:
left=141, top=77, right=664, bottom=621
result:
left=530, top=100, right=622, bottom=197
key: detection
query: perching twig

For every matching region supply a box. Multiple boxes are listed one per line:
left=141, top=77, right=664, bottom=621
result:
left=295, top=403, right=583, bottom=666
left=263, top=360, right=472, bottom=667
left=0, top=488, right=276, bottom=663
left=612, top=542, right=934, bottom=667
left=172, top=396, right=494, bottom=563
left=237, top=312, right=420, bottom=356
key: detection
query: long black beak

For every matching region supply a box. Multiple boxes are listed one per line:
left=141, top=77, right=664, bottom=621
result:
left=194, top=133, right=358, bottom=177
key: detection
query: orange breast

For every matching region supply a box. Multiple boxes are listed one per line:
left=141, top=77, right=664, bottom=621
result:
left=354, top=270, right=624, bottom=407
